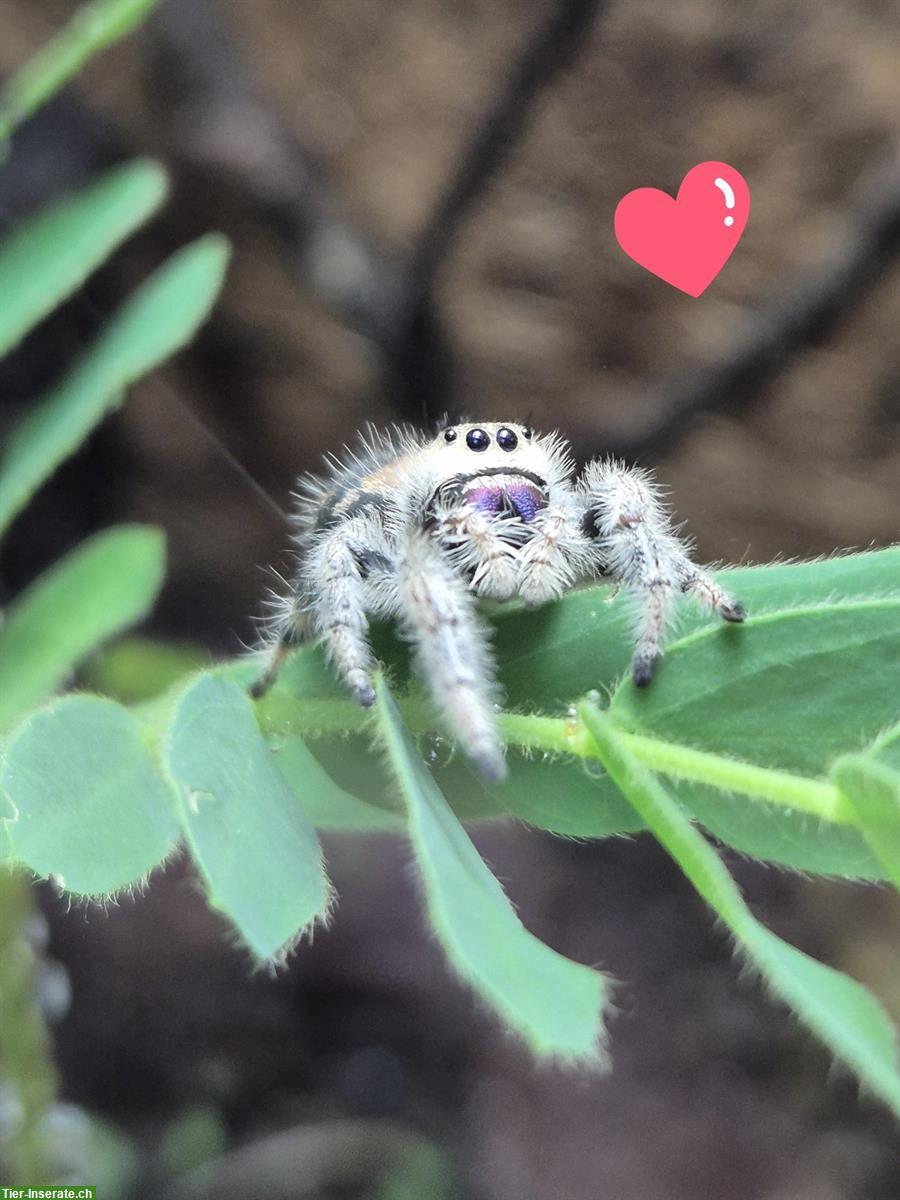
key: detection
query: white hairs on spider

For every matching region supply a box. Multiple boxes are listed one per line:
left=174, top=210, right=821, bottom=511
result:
left=252, top=420, right=745, bottom=782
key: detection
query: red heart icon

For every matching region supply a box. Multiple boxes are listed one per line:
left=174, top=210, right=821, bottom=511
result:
left=614, top=162, right=750, bottom=297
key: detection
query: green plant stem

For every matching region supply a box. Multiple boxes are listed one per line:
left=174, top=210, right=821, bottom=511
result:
left=0, top=0, right=163, bottom=144
left=474, top=710, right=850, bottom=825
left=575, top=704, right=751, bottom=922
left=616, top=731, right=851, bottom=823
left=247, top=689, right=850, bottom=828
left=576, top=700, right=900, bottom=1118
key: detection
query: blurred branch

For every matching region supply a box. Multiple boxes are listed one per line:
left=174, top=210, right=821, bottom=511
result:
left=147, top=0, right=453, bottom=424
left=409, top=0, right=606, bottom=295
left=398, top=0, right=606, bottom=424
left=607, top=143, right=900, bottom=461
left=147, top=0, right=406, bottom=348
left=147, top=0, right=606, bottom=426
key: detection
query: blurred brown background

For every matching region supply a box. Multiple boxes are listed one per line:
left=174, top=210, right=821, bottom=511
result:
left=1, top=1, right=899, bottom=1197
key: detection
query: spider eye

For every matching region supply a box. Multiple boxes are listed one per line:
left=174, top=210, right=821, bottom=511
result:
left=496, top=427, right=518, bottom=451
left=443, top=427, right=457, bottom=443
left=466, top=428, right=490, bottom=452
left=522, top=426, right=533, bottom=440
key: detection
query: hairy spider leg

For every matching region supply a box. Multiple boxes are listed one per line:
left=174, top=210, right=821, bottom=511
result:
left=581, top=458, right=745, bottom=685
left=396, top=531, right=506, bottom=782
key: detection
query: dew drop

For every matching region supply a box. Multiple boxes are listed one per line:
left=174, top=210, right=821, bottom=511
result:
left=417, top=731, right=455, bottom=769
left=582, top=757, right=606, bottom=780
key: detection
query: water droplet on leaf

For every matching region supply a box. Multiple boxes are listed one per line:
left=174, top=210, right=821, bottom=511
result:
left=417, top=731, right=455, bottom=768
left=582, top=758, right=606, bottom=780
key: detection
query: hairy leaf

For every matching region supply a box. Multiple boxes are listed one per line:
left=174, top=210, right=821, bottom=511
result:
left=374, top=675, right=611, bottom=1064
left=1, top=695, right=179, bottom=893
left=668, top=781, right=884, bottom=879
left=611, top=601, right=900, bottom=771
left=241, top=555, right=899, bottom=862
left=165, top=674, right=332, bottom=961
left=273, top=737, right=405, bottom=832
left=606, top=600, right=900, bottom=875
left=832, top=724, right=900, bottom=887
left=491, top=548, right=900, bottom=711
left=581, top=701, right=900, bottom=1118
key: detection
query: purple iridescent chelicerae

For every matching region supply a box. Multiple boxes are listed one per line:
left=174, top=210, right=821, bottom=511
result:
left=466, top=481, right=545, bottom=523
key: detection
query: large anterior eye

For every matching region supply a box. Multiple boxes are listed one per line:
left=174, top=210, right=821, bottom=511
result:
left=496, top=427, right=518, bottom=451
left=466, top=428, right=490, bottom=452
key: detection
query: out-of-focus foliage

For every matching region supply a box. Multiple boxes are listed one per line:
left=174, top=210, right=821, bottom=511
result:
left=0, top=228, right=230, bottom=533
left=0, top=2, right=228, bottom=1182
left=0, top=0, right=164, bottom=144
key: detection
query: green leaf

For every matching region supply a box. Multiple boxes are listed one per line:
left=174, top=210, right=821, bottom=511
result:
left=1, top=695, right=179, bottom=894
left=0, top=0, right=164, bottom=143
left=373, top=674, right=611, bottom=1064
left=273, top=737, right=405, bottom=832
left=0, top=525, right=165, bottom=734
left=279, top=732, right=644, bottom=839
left=606, top=600, right=900, bottom=876
left=435, top=750, right=644, bottom=837
left=611, top=601, right=900, bottom=772
left=833, top=743, right=900, bottom=888
left=164, top=674, right=332, bottom=962
left=0, top=233, right=230, bottom=536
left=0, top=159, right=168, bottom=358
left=247, top=641, right=643, bottom=837
left=580, top=701, right=900, bottom=1118
left=668, top=780, right=883, bottom=879
left=221, top=553, right=899, bottom=862
left=490, top=548, right=900, bottom=713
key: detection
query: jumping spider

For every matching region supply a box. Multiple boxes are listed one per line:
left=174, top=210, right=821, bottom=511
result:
left=252, top=421, right=745, bottom=782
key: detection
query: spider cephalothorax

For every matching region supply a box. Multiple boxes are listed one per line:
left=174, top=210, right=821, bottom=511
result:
left=252, top=421, right=745, bottom=781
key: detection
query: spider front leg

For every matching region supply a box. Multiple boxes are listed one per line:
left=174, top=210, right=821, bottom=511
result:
left=581, top=459, right=745, bottom=686
left=432, top=502, right=520, bottom=600
left=253, top=517, right=379, bottom=706
left=396, top=531, right=506, bottom=782
left=515, top=493, right=595, bottom=606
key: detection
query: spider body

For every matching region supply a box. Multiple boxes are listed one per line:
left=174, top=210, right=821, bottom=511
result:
left=253, top=422, right=745, bottom=782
